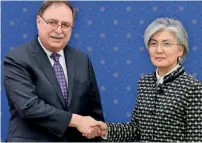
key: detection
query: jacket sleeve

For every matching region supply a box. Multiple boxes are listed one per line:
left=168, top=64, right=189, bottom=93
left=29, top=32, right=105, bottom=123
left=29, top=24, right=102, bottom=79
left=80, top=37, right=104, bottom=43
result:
left=105, top=81, right=141, bottom=142
left=186, top=81, right=202, bottom=141
left=88, top=58, right=104, bottom=122
left=4, top=54, right=72, bottom=138
left=106, top=107, right=140, bottom=142
left=88, top=58, right=105, bottom=141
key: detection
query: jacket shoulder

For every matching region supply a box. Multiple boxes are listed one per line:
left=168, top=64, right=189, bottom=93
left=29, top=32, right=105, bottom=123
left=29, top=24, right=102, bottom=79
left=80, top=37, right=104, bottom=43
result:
left=67, top=45, right=89, bottom=59
left=5, top=41, right=34, bottom=59
left=181, top=72, right=202, bottom=86
left=138, top=73, right=154, bottom=83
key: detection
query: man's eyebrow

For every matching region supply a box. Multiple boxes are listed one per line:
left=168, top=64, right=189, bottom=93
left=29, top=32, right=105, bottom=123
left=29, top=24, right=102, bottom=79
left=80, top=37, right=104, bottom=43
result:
left=46, top=18, right=72, bottom=24
left=46, top=18, right=58, bottom=21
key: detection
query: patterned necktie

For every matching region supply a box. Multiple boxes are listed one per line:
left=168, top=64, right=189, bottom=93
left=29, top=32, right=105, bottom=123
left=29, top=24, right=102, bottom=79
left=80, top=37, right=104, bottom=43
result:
left=50, top=53, right=68, bottom=104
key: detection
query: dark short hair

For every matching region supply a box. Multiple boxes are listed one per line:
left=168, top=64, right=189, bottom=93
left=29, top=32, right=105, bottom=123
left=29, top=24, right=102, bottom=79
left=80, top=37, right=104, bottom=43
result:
left=37, top=1, right=75, bottom=22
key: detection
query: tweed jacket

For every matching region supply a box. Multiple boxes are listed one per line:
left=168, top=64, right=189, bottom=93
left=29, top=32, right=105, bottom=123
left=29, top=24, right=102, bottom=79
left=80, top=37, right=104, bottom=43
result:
left=106, top=64, right=202, bottom=142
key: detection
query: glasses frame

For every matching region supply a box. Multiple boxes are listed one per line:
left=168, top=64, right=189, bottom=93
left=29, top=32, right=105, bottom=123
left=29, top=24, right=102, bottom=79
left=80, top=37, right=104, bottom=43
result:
left=148, top=41, right=181, bottom=49
left=39, top=15, right=73, bottom=31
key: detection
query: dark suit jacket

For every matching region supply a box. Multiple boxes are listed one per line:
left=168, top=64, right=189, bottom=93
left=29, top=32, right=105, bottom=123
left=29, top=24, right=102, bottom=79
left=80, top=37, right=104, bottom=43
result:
left=4, top=38, right=104, bottom=142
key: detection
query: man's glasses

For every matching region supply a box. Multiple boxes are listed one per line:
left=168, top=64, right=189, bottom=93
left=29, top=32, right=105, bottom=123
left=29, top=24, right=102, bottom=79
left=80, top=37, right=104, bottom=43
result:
left=40, top=15, right=73, bottom=31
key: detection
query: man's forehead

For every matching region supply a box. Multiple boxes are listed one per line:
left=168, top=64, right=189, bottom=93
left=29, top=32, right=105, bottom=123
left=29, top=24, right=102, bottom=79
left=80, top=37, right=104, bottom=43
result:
left=44, top=3, right=72, bottom=13
left=42, top=3, right=73, bottom=21
left=49, top=3, right=67, bottom=8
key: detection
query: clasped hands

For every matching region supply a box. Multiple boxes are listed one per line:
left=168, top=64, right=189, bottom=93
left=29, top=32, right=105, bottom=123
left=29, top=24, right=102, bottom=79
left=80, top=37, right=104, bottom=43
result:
left=76, top=116, right=107, bottom=139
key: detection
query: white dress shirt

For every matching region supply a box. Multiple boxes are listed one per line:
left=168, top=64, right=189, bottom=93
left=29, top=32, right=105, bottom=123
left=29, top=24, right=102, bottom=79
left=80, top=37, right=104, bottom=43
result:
left=38, top=37, right=68, bottom=87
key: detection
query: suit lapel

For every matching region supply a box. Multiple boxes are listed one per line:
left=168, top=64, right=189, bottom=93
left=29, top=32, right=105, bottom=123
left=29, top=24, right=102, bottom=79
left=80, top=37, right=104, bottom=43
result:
left=64, top=46, right=75, bottom=107
left=31, top=39, right=67, bottom=109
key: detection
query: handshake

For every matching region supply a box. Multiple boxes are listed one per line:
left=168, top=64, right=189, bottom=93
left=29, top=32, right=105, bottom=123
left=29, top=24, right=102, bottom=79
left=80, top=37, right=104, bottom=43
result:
left=71, top=114, right=107, bottom=139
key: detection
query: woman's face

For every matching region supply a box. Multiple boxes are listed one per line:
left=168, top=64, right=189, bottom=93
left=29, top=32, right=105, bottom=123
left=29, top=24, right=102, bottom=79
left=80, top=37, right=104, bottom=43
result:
left=148, top=30, right=183, bottom=72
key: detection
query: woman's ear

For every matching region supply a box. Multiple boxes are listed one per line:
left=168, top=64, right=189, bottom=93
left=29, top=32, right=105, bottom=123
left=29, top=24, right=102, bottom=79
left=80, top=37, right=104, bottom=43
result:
left=178, top=45, right=184, bottom=58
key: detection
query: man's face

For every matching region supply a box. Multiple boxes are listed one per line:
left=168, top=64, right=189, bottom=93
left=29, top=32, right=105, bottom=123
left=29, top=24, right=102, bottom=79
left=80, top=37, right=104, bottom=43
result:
left=36, top=3, right=74, bottom=52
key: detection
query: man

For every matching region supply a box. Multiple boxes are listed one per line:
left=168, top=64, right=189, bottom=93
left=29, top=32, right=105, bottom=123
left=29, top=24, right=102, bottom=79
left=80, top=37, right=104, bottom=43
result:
left=4, top=1, right=104, bottom=142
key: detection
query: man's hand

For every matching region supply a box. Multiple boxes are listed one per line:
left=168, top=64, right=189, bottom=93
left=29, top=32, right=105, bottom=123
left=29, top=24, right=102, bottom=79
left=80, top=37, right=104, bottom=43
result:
left=82, top=121, right=108, bottom=139
left=98, top=121, right=107, bottom=136
left=69, top=114, right=101, bottom=138
left=76, top=116, right=101, bottom=138
left=82, top=125, right=102, bottom=139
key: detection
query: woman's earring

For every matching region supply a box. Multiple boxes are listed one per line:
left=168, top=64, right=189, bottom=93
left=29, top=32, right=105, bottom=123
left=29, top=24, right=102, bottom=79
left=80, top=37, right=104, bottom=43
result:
left=178, top=57, right=182, bottom=63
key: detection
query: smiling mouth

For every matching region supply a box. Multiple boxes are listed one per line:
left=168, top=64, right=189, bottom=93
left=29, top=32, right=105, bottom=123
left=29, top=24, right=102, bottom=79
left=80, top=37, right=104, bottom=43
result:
left=51, top=36, right=63, bottom=39
left=155, top=57, right=165, bottom=61
left=155, top=57, right=165, bottom=59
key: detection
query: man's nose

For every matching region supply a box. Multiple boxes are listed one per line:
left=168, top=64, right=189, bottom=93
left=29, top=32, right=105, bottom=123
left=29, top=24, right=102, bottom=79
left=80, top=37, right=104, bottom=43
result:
left=54, top=25, right=63, bottom=33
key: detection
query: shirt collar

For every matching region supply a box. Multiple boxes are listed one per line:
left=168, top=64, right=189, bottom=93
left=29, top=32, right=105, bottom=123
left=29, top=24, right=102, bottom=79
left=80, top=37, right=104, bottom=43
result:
left=156, top=64, right=180, bottom=84
left=38, top=37, right=64, bottom=58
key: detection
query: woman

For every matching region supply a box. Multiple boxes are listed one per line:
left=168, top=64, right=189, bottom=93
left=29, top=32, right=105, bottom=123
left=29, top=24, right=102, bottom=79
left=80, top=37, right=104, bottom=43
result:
left=89, top=17, right=202, bottom=142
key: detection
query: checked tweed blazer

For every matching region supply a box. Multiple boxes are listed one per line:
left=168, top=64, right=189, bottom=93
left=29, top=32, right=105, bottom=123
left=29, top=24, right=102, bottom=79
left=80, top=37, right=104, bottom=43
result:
left=106, top=64, right=202, bottom=142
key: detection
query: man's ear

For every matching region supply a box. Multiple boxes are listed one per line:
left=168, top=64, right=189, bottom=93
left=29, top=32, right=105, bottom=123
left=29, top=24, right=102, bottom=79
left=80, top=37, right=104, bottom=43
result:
left=36, top=15, right=40, bottom=29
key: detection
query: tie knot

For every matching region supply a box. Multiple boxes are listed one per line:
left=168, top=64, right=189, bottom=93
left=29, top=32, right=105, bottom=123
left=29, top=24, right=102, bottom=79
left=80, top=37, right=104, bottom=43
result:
left=50, top=53, right=61, bottom=62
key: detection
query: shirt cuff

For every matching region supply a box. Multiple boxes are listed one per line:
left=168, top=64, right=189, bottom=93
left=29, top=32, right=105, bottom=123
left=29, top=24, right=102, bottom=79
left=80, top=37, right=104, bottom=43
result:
left=101, top=131, right=108, bottom=140
left=101, top=125, right=109, bottom=140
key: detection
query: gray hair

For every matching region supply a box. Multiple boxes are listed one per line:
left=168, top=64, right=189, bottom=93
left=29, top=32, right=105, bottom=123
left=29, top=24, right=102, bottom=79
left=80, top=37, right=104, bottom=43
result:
left=144, top=17, right=189, bottom=62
